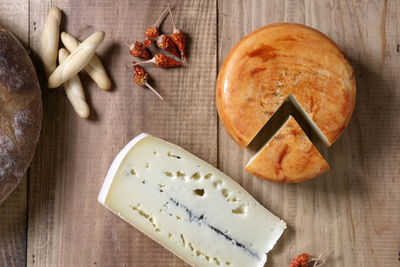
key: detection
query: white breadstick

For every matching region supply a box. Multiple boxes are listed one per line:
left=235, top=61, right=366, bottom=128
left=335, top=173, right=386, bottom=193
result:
left=40, top=7, right=61, bottom=77
left=48, top=31, right=105, bottom=88
left=58, top=48, right=90, bottom=118
left=61, top=32, right=111, bottom=90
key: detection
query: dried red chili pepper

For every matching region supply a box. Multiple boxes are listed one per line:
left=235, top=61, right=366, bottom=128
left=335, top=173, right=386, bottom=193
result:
left=133, top=54, right=182, bottom=69
left=144, top=7, right=169, bottom=47
left=126, top=41, right=151, bottom=59
left=167, top=4, right=187, bottom=59
left=289, top=253, right=309, bottom=267
left=144, top=28, right=158, bottom=47
left=289, top=252, right=328, bottom=267
left=133, top=62, right=148, bottom=86
left=132, top=61, right=163, bottom=100
left=148, top=34, right=179, bottom=58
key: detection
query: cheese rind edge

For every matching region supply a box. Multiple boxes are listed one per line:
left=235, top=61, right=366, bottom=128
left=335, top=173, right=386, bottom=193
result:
left=98, top=133, right=149, bottom=204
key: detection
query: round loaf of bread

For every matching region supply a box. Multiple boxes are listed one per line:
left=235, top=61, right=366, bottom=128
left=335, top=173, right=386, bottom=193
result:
left=0, top=25, right=42, bottom=204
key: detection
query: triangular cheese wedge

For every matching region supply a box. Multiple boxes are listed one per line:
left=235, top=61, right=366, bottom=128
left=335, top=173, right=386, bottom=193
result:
left=217, top=23, right=356, bottom=148
left=99, top=133, right=286, bottom=266
left=245, top=116, right=329, bottom=183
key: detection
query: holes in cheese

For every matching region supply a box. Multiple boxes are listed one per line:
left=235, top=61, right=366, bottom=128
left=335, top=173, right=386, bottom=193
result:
left=229, top=196, right=238, bottom=202
left=168, top=152, right=181, bottom=159
left=193, top=188, right=205, bottom=197
left=176, top=234, right=228, bottom=265
left=180, top=233, right=186, bottom=247
left=221, top=188, right=230, bottom=198
left=98, top=133, right=286, bottom=267
left=158, top=184, right=166, bottom=193
left=205, top=173, right=213, bottom=179
left=212, top=180, right=222, bottom=189
left=164, top=171, right=173, bottom=177
left=188, top=242, right=194, bottom=251
left=191, top=172, right=201, bottom=180
left=138, top=209, right=149, bottom=218
left=232, top=204, right=247, bottom=215
left=130, top=204, right=161, bottom=232
left=176, top=171, right=186, bottom=179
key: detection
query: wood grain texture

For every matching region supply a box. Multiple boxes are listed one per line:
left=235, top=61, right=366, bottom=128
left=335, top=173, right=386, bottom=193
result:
left=1, top=0, right=399, bottom=267
left=27, top=0, right=216, bottom=266
left=0, top=177, right=27, bottom=267
left=218, top=0, right=400, bottom=266
left=0, top=0, right=29, bottom=266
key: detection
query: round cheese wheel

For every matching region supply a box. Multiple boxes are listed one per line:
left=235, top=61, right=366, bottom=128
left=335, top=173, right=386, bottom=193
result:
left=0, top=25, right=42, bottom=204
left=216, top=23, right=356, bottom=148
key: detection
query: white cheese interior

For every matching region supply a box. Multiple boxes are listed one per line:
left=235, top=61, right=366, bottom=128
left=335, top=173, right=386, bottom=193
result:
left=99, top=133, right=286, bottom=267
left=287, top=94, right=330, bottom=146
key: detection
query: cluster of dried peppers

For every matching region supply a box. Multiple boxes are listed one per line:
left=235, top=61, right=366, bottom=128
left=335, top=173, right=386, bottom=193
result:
left=127, top=4, right=186, bottom=100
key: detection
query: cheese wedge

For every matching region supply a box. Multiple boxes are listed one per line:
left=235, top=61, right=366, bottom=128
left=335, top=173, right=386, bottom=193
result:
left=98, top=133, right=286, bottom=267
left=216, top=23, right=356, bottom=148
left=246, top=116, right=330, bottom=183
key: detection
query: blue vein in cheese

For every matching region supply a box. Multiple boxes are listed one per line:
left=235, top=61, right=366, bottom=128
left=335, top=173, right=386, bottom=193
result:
left=168, top=197, right=262, bottom=261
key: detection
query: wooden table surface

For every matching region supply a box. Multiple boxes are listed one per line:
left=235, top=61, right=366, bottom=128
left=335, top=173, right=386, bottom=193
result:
left=1, top=0, right=399, bottom=266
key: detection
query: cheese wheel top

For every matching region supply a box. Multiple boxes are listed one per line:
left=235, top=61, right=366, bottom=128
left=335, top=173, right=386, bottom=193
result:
left=245, top=116, right=329, bottom=183
left=216, top=23, right=356, bottom=147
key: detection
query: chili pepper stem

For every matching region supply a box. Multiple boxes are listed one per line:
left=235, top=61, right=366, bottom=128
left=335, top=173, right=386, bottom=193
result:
left=310, top=252, right=328, bottom=267
left=124, top=65, right=136, bottom=70
left=145, top=82, right=164, bottom=100
left=124, top=42, right=130, bottom=48
left=132, top=58, right=156, bottom=66
left=124, top=42, right=133, bottom=50
left=167, top=4, right=178, bottom=33
left=154, top=6, right=169, bottom=28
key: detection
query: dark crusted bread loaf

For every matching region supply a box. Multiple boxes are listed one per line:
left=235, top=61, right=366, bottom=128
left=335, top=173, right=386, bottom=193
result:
left=0, top=25, right=42, bottom=204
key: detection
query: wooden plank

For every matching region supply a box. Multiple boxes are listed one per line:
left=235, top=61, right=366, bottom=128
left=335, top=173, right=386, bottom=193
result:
left=27, top=0, right=217, bottom=266
left=218, top=0, right=400, bottom=266
left=0, top=0, right=29, bottom=45
left=0, top=0, right=29, bottom=266
left=0, top=176, right=27, bottom=267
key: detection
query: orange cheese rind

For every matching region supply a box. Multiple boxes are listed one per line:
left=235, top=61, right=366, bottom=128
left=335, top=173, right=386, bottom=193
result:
left=245, top=116, right=330, bottom=183
left=216, top=23, right=356, bottom=148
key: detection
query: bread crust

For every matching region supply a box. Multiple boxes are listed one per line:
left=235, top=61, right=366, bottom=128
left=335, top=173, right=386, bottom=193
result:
left=0, top=25, right=42, bottom=204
